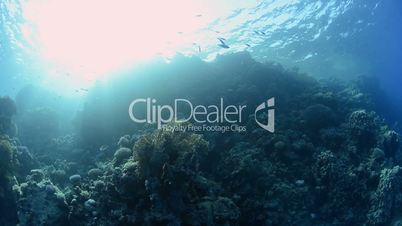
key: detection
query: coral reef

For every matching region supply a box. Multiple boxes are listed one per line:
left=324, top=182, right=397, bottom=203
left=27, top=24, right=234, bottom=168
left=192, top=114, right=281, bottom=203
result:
left=0, top=137, right=15, bottom=178
left=113, top=147, right=132, bottom=166
left=368, top=166, right=402, bottom=225
left=16, top=178, right=69, bottom=226
left=1, top=53, right=401, bottom=225
left=0, top=136, right=18, bottom=226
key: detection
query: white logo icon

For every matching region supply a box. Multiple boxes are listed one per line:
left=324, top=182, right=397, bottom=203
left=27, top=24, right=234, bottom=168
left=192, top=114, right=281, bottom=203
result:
left=255, top=98, right=275, bottom=133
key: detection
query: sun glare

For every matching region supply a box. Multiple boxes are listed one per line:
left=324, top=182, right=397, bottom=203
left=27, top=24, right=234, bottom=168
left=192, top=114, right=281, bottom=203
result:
left=18, top=0, right=261, bottom=92
left=20, top=0, right=219, bottom=89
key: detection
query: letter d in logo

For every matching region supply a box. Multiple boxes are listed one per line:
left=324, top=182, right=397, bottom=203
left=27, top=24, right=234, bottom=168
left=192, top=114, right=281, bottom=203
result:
left=255, top=98, right=275, bottom=133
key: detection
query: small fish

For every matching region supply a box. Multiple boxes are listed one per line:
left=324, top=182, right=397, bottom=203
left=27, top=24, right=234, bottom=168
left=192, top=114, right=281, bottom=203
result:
left=80, top=88, right=89, bottom=92
left=195, top=14, right=202, bottom=17
left=218, top=43, right=230, bottom=49
left=198, top=46, right=202, bottom=52
left=217, top=38, right=226, bottom=45
left=217, top=38, right=230, bottom=48
left=254, top=30, right=266, bottom=35
left=177, top=31, right=183, bottom=35
left=245, top=44, right=251, bottom=47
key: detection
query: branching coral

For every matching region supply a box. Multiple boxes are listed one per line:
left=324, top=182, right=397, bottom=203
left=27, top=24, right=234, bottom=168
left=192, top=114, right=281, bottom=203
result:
left=133, top=128, right=209, bottom=179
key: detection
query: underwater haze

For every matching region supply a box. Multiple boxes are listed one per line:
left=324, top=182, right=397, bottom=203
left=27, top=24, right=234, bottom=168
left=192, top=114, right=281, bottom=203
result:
left=1, top=0, right=402, bottom=225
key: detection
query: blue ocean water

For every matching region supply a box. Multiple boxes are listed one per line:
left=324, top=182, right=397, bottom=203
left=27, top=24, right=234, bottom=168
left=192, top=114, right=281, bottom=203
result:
left=1, top=0, right=401, bottom=101
left=1, top=1, right=402, bottom=225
